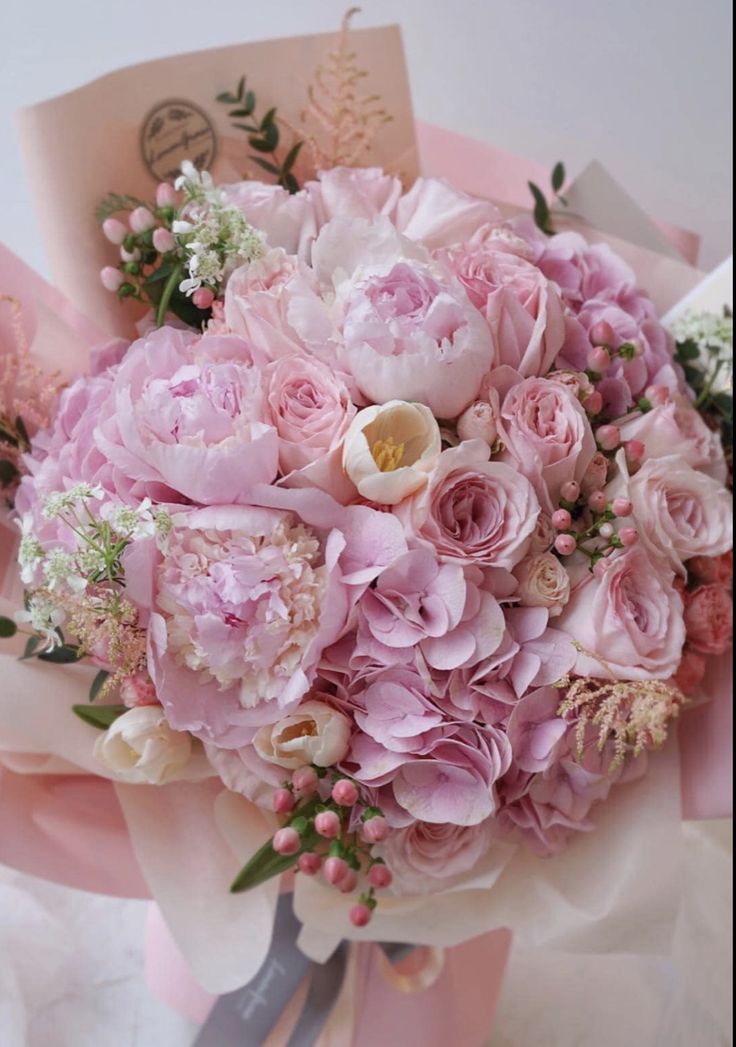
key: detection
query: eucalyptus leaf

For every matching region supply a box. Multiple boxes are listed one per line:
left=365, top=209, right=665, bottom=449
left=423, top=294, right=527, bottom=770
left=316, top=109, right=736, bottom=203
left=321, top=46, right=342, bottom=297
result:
left=0, top=460, right=19, bottom=488
left=38, top=643, right=81, bottom=664
left=21, top=635, right=40, bottom=660
left=249, top=137, right=274, bottom=154
left=551, top=161, right=566, bottom=193
left=282, top=140, right=304, bottom=174
left=72, top=704, right=127, bottom=731
left=237, top=75, right=245, bottom=101
left=89, top=669, right=110, bottom=702
left=230, top=825, right=320, bottom=893
left=0, top=616, right=17, bottom=638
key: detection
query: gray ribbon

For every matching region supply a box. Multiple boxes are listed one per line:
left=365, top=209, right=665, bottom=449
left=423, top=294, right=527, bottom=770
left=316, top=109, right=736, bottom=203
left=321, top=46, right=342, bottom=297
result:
left=193, top=894, right=413, bottom=1047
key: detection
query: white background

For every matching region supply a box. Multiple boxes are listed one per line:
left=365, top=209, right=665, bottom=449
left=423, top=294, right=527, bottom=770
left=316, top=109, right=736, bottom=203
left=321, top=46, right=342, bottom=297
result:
left=0, top=2, right=732, bottom=1045
left=0, top=0, right=733, bottom=270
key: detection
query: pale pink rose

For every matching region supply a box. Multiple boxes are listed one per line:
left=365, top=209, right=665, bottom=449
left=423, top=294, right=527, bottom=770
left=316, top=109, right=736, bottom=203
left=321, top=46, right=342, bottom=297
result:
left=305, top=167, right=402, bottom=223
left=617, top=397, right=728, bottom=483
left=376, top=819, right=495, bottom=893
left=618, top=454, right=732, bottom=576
left=683, top=584, right=733, bottom=655
left=223, top=181, right=318, bottom=257
left=506, top=686, right=568, bottom=773
left=498, top=377, right=596, bottom=512
left=397, top=439, right=539, bottom=569
left=580, top=451, right=609, bottom=496
left=307, top=217, right=494, bottom=418
left=687, top=551, right=732, bottom=588
left=555, top=545, right=685, bottom=680
left=253, top=700, right=352, bottom=768
left=263, top=355, right=355, bottom=474
left=223, top=250, right=306, bottom=361
left=437, top=236, right=565, bottom=377
left=514, top=552, right=571, bottom=616
left=456, top=396, right=499, bottom=444
left=97, top=327, right=278, bottom=505
left=546, top=369, right=594, bottom=402
left=394, top=177, right=501, bottom=250
left=528, top=512, right=556, bottom=554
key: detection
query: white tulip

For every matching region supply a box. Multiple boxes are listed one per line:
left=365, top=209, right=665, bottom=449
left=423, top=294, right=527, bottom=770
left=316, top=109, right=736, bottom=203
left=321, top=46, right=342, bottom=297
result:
left=253, top=701, right=351, bottom=770
left=94, top=706, right=192, bottom=784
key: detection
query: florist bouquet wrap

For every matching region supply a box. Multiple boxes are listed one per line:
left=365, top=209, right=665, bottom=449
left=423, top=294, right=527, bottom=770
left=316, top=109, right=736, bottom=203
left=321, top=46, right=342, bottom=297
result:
left=0, top=14, right=732, bottom=1046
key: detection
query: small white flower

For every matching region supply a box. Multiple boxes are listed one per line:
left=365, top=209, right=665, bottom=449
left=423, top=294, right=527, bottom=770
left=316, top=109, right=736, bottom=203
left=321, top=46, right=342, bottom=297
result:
left=16, top=596, right=65, bottom=647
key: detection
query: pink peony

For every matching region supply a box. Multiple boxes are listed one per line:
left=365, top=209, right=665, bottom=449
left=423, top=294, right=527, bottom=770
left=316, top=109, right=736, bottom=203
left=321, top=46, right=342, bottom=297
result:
left=223, top=250, right=306, bottom=361
left=97, top=327, right=278, bottom=505
left=223, top=181, right=317, bottom=257
left=683, top=584, right=733, bottom=656
left=305, top=167, right=402, bottom=224
left=556, top=545, right=685, bottom=680
left=437, top=233, right=565, bottom=377
left=497, top=377, right=596, bottom=512
left=397, top=439, right=540, bottom=569
left=394, top=177, right=501, bottom=250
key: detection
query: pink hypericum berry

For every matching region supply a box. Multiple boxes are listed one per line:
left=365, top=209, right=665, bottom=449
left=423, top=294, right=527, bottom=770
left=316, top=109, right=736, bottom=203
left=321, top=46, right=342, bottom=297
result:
left=192, top=287, right=215, bottom=309
left=129, top=206, right=156, bottom=233
left=551, top=508, right=572, bottom=530
left=368, top=864, right=393, bottom=889
left=100, top=266, right=124, bottom=292
left=560, top=481, right=580, bottom=503
left=314, top=810, right=341, bottom=839
left=596, top=425, right=620, bottom=451
left=612, top=497, right=633, bottom=517
left=361, top=816, right=389, bottom=844
left=554, top=534, right=577, bottom=556
left=619, top=526, right=639, bottom=547
left=589, top=321, right=615, bottom=347
left=156, top=182, right=179, bottom=208
left=272, top=788, right=295, bottom=815
left=120, top=245, right=141, bottom=263
left=102, top=218, right=127, bottom=244
left=297, top=852, right=322, bottom=876
left=331, top=780, right=359, bottom=807
left=584, top=390, right=604, bottom=416
left=624, top=439, right=645, bottom=465
left=350, top=904, right=372, bottom=928
left=587, top=347, right=610, bottom=373
left=338, top=869, right=359, bottom=893
left=323, top=856, right=348, bottom=886
left=587, top=490, right=608, bottom=514
left=152, top=227, right=176, bottom=253
left=645, top=384, right=670, bottom=407
left=599, top=522, right=614, bottom=540
left=273, top=827, right=300, bottom=856
left=292, top=766, right=319, bottom=795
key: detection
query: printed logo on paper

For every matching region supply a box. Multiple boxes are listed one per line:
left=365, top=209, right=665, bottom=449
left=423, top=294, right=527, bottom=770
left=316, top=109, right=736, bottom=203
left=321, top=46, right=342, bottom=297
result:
left=140, top=100, right=217, bottom=182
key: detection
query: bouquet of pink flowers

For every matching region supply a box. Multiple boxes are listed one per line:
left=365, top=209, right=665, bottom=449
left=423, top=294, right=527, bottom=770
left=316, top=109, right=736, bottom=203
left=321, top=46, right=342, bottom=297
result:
left=0, top=14, right=732, bottom=1044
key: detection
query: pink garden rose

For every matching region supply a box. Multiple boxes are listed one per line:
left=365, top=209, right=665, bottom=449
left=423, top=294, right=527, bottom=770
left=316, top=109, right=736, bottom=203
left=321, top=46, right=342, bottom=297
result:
left=396, top=439, right=540, bottom=569
left=438, top=232, right=565, bottom=377
left=97, top=328, right=278, bottom=506
left=617, top=397, right=728, bottom=483
left=514, top=551, right=571, bottom=616
left=223, top=250, right=306, bottom=361
left=687, top=551, right=732, bottom=587
left=263, top=354, right=355, bottom=474
left=376, top=819, right=496, bottom=893
left=497, top=377, right=596, bottom=512
left=556, top=545, right=685, bottom=680
left=683, top=584, right=733, bottom=656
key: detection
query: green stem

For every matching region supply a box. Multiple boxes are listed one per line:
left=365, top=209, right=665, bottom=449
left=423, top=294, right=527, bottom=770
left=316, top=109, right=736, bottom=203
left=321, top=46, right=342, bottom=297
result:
left=156, top=263, right=183, bottom=328
left=695, top=358, right=725, bottom=408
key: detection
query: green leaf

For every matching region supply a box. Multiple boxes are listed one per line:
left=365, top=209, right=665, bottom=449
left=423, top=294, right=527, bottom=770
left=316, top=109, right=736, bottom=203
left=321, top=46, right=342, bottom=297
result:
left=230, top=824, right=320, bottom=893
left=143, top=263, right=174, bottom=287
left=232, top=122, right=260, bottom=134
left=155, top=263, right=184, bottom=327
left=250, top=157, right=281, bottom=176
left=14, top=416, right=30, bottom=450
left=282, top=172, right=300, bottom=195
left=229, top=108, right=255, bottom=118
left=260, top=107, right=277, bottom=130
left=551, top=162, right=566, bottom=193
left=216, top=91, right=239, bottom=104
left=0, top=616, right=17, bottom=638
left=244, top=90, right=256, bottom=115
left=281, top=140, right=304, bottom=174
left=0, top=460, right=19, bottom=488
left=528, top=181, right=552, bottom=234
left=21, top=635, right=40, bottom=660
left=237, top=75, right=245, bottom=101
left=249, top=137, right=275, bottom=154
left=676, top=340, right=701, bottom=362
left=38, top=644, right=81, bottom=664
left=89, top=669, right=110, bottom=702
left=72, top=704, right=127, bottom=731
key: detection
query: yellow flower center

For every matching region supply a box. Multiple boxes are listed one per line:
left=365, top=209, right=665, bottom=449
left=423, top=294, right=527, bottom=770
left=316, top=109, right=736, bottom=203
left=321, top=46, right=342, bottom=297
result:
left=371, top=436, right=405, bottom=472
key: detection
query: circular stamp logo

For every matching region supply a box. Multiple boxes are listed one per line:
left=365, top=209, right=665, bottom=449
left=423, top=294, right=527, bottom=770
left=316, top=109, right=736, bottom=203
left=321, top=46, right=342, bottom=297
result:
left=140, top=99, right=217, bottom=183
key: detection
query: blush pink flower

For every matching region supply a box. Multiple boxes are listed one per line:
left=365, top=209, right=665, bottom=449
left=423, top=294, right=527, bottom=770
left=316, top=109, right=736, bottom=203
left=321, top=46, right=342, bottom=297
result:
left=223, top=250, right=306, bottom=361
left=376, top=819, right=495, bottom=893
left=617, top=397, right=728, bottom=483
left=353, top=666, right=446, bottom=753
left=97, top=328, right=278, bottom=505
left=396, top=439, right=540, bottom=569
left=305, top=167, right=403, bottom=224
left=556, top=545, right=685, bottom=681
left=687, top=551, right=732, bottom=588
left=506, top=686, right=568, bottom=773
left=683, top=584, right=733, bottom=656
left=394, top=177, right=501, bottom=250
left=497, top=377, right=596, bottom=512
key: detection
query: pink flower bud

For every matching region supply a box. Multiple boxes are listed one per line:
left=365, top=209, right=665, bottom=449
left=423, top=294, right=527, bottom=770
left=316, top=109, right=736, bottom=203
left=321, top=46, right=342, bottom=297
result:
left=273, top=827, right=300, bottom=856
left=560, top=481, right=580, bottom=503
left=156, top=182, right=179, bottom=208
left=192, top=287, right=215, bottom=310
left=297, top=852, right=322, bottom=876
left=581, top=452, right=609, bottom=495
left=338, top=869, right=359, bottom=893
left=152, top=227, right=176, bottom=253
left=456, top=400, right=498, bottom=445
left=554, top=534, right=577, bottom=556
left=551, top=508, right=572, bottom=531
left=596, top=425, right=620, bottom=451
left=102, top=218, right=127, bottom=244
left=323, top=856, right=348, bottom=886
left=584, top=390, right=604, bottom=416
left=314, top=810, right=341, bottom=839
left=599, top=522, right=614, bottom=539
left=129, top=207, right=156, bottom=233
left=612, top=497, right=632, bottom=518
left=100, top=266, right=124, bottom=292
left=368, top=864, right=393, bottom=889
left=587, top=347, right=610, bottom=373
left=589, top=321, right=615, bottom=347
left=331, top=779, right=359, bottom=807
left=645, top=384, right=670, bottom=407
left=361, top=816, right=389, bottom=843
left=619, top=526, right=639, bottom=547
left=120, top=246, right=141, bottom=263
left=350, top=904, right=372, bottom=928
left=624, top=439, right=645, bottom=465
left=292, top=766, right=319, bottom=795
left=272, top=788, right=295, bottom=815
left=587, top=490, right=608, bottom=514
